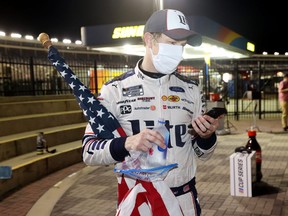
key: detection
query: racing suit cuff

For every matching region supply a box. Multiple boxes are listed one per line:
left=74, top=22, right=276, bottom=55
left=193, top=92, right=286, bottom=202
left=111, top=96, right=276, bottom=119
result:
left=195, top=133, right=217, bottom=150
left=109, top=137, right=129, bottom=161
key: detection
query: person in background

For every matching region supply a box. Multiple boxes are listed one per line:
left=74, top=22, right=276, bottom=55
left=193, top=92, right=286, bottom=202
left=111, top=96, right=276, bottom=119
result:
left=36, top=132, right=46, bottom=155
left=278, top=73, right=288, bottom=131
left=82, top=9, right=220, bottom=215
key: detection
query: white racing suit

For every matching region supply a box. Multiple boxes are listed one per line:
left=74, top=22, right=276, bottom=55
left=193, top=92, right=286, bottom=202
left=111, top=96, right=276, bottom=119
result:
left=82, top=59, right=217, bottom=215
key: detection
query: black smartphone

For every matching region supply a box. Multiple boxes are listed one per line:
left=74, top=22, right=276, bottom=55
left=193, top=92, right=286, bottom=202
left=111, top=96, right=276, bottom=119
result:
left=204, top=107, right=227, bottom=119
left=189, top=107, right=227, bottom=136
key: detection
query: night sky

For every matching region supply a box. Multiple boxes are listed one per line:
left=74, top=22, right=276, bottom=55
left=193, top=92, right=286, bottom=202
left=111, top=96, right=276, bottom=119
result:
left=0, top=0, right=286, bottom=54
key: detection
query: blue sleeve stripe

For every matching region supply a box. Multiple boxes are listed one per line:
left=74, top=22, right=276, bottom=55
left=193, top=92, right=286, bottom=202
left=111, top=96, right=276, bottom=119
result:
left=95, top=140, right=107, bottom=150
left=195, top=133, right=217, bottom=150
left=109, top=137, right=129, bottom=161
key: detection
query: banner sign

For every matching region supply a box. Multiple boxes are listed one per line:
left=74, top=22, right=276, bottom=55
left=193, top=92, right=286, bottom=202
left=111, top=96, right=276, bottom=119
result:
left=230, top=151, right=256, bottom=197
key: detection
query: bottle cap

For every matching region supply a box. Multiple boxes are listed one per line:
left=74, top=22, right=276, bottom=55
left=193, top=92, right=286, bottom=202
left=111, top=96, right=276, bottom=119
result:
left=248, top=130, right=256, bottom=137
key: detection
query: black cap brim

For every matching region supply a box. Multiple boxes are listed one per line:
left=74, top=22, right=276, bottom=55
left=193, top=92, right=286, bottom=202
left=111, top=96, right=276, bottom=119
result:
left=163, top=29, right=202, bottom=47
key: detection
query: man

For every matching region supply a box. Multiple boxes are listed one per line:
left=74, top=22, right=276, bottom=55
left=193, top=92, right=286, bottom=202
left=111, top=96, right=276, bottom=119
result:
left=82, top=9, right=220, bottom=215
left=278, top=73, right=288, bottom=131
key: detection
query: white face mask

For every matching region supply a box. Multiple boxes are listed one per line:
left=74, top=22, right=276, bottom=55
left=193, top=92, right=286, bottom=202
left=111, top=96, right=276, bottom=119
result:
left=150, top=43, right=184, bottom=74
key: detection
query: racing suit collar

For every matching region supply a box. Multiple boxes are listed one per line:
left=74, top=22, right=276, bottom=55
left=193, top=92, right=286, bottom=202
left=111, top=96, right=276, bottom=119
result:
left=135, top=58, right=172, bottom=85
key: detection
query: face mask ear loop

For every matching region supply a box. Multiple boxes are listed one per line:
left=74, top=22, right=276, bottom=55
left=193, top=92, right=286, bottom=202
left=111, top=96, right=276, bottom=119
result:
left=150, top=35, right=159, bottom=56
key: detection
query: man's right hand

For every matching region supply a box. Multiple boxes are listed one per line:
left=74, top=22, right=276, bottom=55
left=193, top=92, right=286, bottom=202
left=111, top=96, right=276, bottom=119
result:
left=125, top=129, right=166, bottom=152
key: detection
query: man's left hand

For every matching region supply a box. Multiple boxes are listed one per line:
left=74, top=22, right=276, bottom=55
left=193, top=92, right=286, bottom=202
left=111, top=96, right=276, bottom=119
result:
left=191, top=114, right=222, bottom=138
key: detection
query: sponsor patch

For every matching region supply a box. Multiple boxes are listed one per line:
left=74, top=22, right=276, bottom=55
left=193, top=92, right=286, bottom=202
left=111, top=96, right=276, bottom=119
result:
left=134, top=105, right=156, bottom=111
left=122, top=85, right=144, bottom=97
left=181, top=98, right=193, bottom=104
left=167, top=106, right=181, bottom=109
left=116, top=99, right=136, bottom=104
left=137, top=97, right=155, bottom=102
left=168, top=95, right=180, bottom=102
left=169, top=86, right=185, bottom=93
left=193, top=145, right=204, bottom=157
left=182, top=107, right=194, bottom=114
left=161, top=95, right=168, bottom=101
left=120, top=105, right=132, bottom=114
left=134, top=106, right=150, bottom=110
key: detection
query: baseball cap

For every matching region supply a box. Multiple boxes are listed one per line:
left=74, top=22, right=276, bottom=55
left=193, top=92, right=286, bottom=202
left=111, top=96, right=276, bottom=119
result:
left=144, top=9, right=202, bottom=47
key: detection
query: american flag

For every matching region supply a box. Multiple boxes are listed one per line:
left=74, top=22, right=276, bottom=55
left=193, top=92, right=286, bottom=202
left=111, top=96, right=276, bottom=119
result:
left=47, top=46, right=183, bottom=215
left=47, top=46, right=126, bottom=139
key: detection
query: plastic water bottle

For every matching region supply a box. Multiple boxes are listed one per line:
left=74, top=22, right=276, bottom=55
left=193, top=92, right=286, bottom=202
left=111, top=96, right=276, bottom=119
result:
left=145, top=118, right=169, bottom=168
